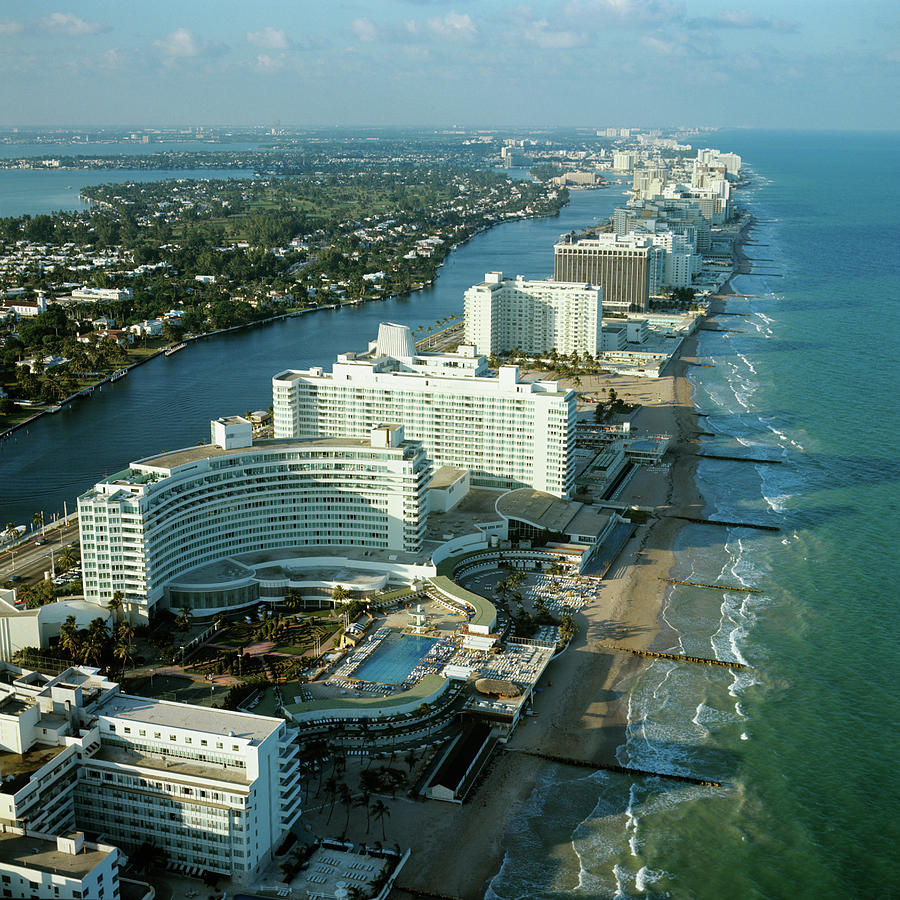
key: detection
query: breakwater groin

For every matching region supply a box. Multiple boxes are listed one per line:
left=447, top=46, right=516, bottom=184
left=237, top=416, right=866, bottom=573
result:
left=660, top=577, right=763, bottom=594
left=602, top=643, right=747, bottom=671
left=507, top=748, right=724, bottom=788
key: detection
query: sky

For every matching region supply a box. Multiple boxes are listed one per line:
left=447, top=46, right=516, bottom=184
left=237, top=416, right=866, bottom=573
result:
left=1, top=1, right=897, bottom=130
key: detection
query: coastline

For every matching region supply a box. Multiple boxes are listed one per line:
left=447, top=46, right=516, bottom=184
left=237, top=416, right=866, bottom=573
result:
left=379, top=222, right=751, bottom=900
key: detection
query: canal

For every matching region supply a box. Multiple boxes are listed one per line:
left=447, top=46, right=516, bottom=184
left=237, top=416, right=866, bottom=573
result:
left=0, top=181, right=628, bottom=526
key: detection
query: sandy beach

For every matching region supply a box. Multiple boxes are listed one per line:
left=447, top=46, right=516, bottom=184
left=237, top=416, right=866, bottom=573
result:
left=298, top=224, right=753, bottom=900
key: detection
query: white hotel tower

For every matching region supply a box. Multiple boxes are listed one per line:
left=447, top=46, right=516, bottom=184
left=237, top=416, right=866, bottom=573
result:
left=463, top=271, right=602, bottom=358
left=273, top=324, right=576, bottom=499
left=0, top=663, right=301, bottom=880
left=78, top=418, right=430, bottom=621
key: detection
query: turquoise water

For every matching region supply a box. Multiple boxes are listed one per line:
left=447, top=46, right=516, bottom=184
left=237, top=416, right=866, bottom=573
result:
left=353, top=635, right=437, bottom=685
left=486, top=131, right=900, bottom=899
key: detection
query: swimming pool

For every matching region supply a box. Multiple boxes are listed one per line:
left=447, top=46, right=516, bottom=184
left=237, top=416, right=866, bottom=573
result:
left=352, top=634, right=437, bottom=684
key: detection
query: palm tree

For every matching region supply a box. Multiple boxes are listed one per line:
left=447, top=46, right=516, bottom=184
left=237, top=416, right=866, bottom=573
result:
left=338, top=783, right=353, bottom=839
left=113, top=633, right=133, bottom=676
left=58, top=545, right=78, bottom=573
left=4, top=522, right=15, bottom=539
left=174, top=606, right=193, bottom=630
left=324, top=776, right=339, bottom=824
left=331, top=584, right=349, bottom=608
left=32, top=512, right=43, bottom=535
left=371, top=798, right=390, bottom=841
left=106, top=591, right=124, bottom=624
left=58, top=615, right=81, bottom=661
left=83, top=617, right=110, bottom=667
left=354, top=789, right=372, bottom=835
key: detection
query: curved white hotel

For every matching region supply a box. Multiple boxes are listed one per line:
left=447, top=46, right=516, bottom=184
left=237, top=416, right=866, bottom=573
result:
left=78, top=419, right=430, bottom=621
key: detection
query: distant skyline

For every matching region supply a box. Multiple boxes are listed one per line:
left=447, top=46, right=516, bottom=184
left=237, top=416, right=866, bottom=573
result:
left=2, top=1, right=897, bottom=130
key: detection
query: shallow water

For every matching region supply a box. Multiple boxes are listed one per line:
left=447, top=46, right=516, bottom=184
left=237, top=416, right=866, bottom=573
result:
left=487, top=130, right=899, bottom=899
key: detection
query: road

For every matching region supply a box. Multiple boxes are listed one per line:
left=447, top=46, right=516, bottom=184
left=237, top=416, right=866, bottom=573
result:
left=0, top=517, right=80, bottom=587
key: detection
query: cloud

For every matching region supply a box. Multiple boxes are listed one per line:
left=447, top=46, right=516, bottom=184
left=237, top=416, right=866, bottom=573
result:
left=519, top=17, right=585, bottom=49
left=427, top=11, right=477, bottom=42
left=247, top=27, right=288, bottom=50
left=565, top=0, right=685, bottom=25
left=352, top=17, right=378, bottom=43
left=688, top=10, right=798, bottom=33
left=0, top=21, right=24, bottom=36
left=41, top=12, right=108, bottom=35
left=154, top=28, right=225, bottom=64
left=254, top=53, right=285, bottom=72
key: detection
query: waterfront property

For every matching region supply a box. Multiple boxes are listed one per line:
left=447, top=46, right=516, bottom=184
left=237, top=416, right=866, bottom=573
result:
left=272, top=323, right=576, bottom=497
left=0, top=662, right=301, bottom=880
left=463, top=271, right=603, bottom=358
left=77, top=420, right=430, bottom=622
left=554, top=233, right=664, bottom=313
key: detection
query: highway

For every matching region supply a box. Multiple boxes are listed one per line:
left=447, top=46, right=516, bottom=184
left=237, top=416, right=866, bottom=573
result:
left=0, top=516, right=80, bottom=588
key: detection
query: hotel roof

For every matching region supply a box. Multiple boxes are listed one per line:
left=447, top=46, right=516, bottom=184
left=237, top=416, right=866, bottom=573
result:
left=95, top=693, right=282, bottom=744
left=0, top=832, right=114, bottom=878
left=495, top=489, right=613, bottom=539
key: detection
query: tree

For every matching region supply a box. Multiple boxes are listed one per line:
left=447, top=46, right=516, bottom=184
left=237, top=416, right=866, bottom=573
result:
left=80, top=617, right=110, bottom=667
left=331, top=584, right=350, bottom=607
left=371, top=797, right=391, bottom=841
left=338, top=782, right=353, bottom=839
left=354, top=789, right=372, bottom=835
left=174, top=606, right=193, bottom=630
left=113, top=624, right=134, bottom=675
left=106, top=591, right=124, bottom=625
left=58, top=615, right=81, bottom=661
left=324, top=775, right=339, bottom=824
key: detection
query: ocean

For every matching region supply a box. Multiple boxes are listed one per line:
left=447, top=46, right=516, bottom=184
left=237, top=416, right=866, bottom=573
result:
left=2, top=130, right=896, bottom=898
left=485, top=131, right=900, bottom=898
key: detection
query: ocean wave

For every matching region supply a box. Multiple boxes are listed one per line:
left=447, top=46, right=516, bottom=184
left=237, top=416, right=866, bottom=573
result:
left=736, top=352, right=758, bottom=376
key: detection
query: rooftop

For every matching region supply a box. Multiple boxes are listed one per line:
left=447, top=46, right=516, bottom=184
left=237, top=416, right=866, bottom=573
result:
left=136, top=435, right=408, bottom=472
left=0, top=832, right=113, bottom=879
left=95, top=693, right=282, bottom=744
left=427, top=466, right=469, bottom=490
left=92, top=744, right=252, bottom=787
left=496, top=489, right=613, bottom=539
left=0, top=745, right=66, bottom=795
left=284, top=672, right=444, bottom=717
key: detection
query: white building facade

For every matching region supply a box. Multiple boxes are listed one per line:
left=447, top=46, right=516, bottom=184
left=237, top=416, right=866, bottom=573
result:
left=463, top=272, right=602, bottom=357
left=0, top=663, right=301, bottom=880
left=76, top=693, right=301, bottom=877
left=78, top=423, right=430, bottom=620
left=273, top=343, right=576, bottom=499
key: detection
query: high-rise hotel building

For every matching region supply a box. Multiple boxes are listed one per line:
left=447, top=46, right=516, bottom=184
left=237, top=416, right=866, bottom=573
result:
left=273, top=325, right=576, bottom=499
left=78, top=419, right=430, bottom=620
left=0, top=663, right=301, bottom=879
left=553, top=233, right=664, bottom=313
left=463, top=272, right=602, bottom=358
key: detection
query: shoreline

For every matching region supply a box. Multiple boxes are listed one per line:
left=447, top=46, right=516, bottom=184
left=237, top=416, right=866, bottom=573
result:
left=372, top=218, right=754, bottom=900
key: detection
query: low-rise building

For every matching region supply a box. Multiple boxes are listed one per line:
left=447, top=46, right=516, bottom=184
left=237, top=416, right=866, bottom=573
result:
left=0, top=829, right=121, bottom=900
left=71, top=287, right=133, bottom=303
